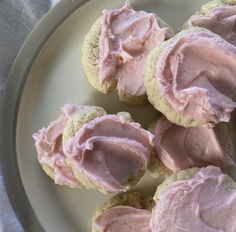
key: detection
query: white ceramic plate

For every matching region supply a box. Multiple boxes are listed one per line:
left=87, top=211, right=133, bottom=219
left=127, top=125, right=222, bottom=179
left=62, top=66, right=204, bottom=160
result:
left=2, top=0, right=231, bottom=231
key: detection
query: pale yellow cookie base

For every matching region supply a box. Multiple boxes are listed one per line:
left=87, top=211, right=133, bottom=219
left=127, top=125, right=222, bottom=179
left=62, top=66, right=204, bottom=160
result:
left=82, top=17, right=116, bottom=94
left=42, top=164, right=55, bottom=180
left=116, top=112, right=133, bottom=122
left=154, top=167, right=199, bottom=201
left=148, top=151, right=172, bottom=179
left=223, top=0, right=236, bottom=5
left=63, top=106, right=107, bottom=143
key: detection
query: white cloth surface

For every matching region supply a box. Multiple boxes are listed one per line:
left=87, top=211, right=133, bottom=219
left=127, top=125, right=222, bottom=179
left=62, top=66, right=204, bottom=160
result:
left=0, top=1, right=59, bottom=231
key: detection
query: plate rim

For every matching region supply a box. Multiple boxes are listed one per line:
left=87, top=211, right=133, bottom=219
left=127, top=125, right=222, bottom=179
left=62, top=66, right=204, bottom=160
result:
left=0, top=0, right=89, bottom=231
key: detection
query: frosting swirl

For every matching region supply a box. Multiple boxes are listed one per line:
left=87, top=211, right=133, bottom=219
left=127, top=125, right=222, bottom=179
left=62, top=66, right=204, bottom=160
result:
left=99, top=2, right=171, bottom=98
left=64, top=114, right=154, bottom=192
left=156, top=29, right=236, bottom=126
left=153, top=117, right=236, bottom=171
left=150, top=166, right=236, bottom=232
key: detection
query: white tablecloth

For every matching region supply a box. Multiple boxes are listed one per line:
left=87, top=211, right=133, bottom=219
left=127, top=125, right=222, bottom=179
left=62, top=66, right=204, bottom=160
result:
left=0, top=1, right=59, bottom=231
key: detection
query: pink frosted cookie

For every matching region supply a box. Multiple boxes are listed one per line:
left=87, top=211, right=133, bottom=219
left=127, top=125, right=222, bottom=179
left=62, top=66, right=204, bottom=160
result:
left=82, top=2, right=174, bottom=105
left=33, top=104, right=154, bottom=193
left=184, top=0, right=236, bottom=47
left=151, top=166, right=236, bottom=232
left=63, top=110, right=154, bottom=193
left=92, top=192, right=153, bottom=232
left=150, top=117, right=235, bottom=174
left=145, top=27, right=236, bottom=127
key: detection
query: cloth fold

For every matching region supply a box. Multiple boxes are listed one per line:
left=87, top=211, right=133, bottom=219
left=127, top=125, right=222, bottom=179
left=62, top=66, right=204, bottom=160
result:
left=0, top=0, right=59, bottom=231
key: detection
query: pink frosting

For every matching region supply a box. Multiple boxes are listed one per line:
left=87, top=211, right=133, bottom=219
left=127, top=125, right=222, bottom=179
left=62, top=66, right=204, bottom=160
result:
left=150, top=166, right=236, bottom=232
left=93, top=206, right=151, bottom=232
left=187, top=5, right=236, bottom=46
left=157, top=30, right=236, bottom=126
left=153, top=117, right=236, bottom=171
left=64, top=114, right=154, bottom=192
left=98, top=2, right=171, bottom=97
left=33, top=104, right=83, bottom=187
